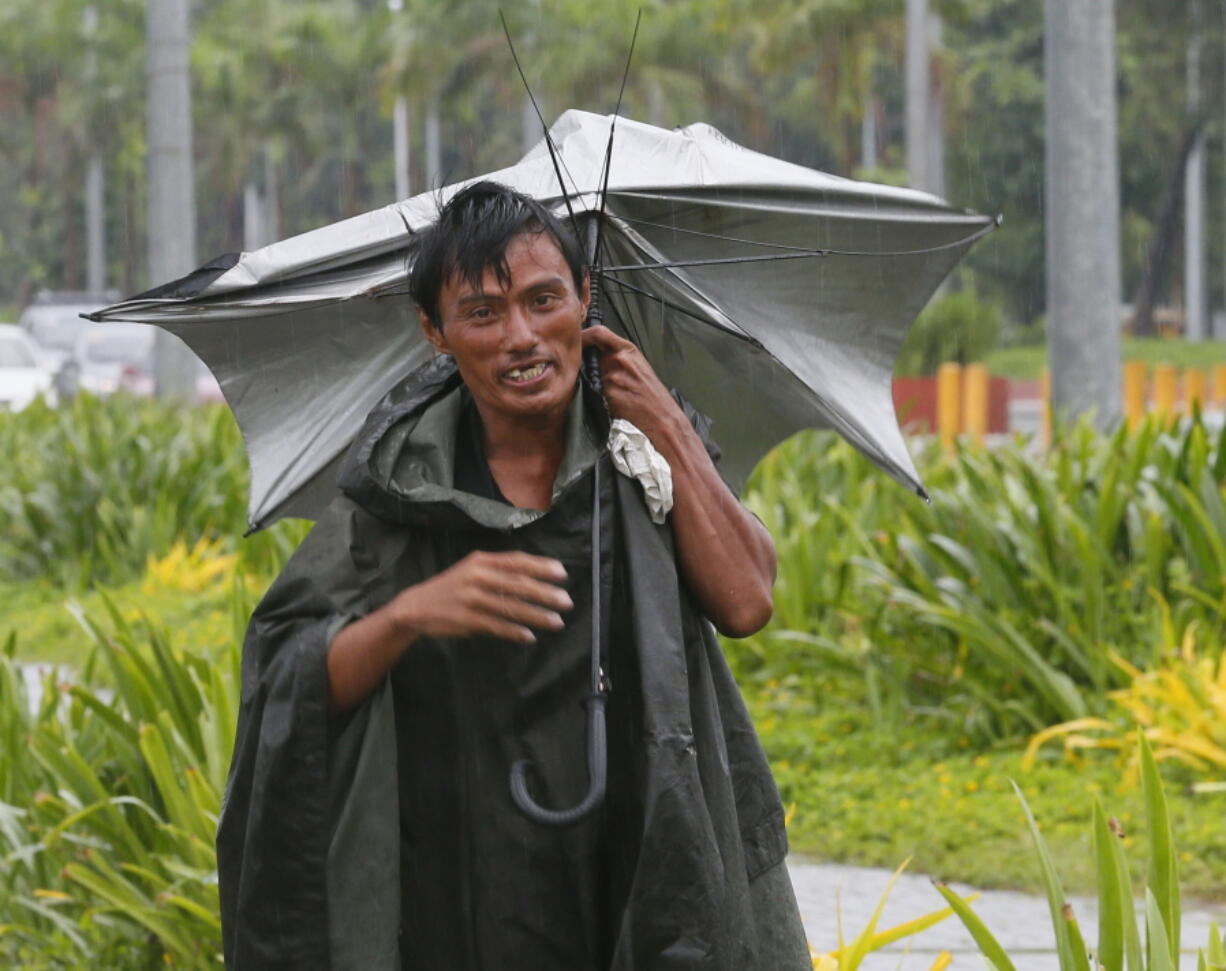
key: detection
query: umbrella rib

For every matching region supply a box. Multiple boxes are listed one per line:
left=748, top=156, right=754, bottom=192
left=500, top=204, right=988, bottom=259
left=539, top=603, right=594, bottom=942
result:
left=499, top=11, right=583, bottom=233
left=601, top=275, right=765, bottom=350
left=600, top=264, right=649, bottom=349
left=600, top=219, right=999, bottom=272
left=612, top=211, right=996, bottom=255
left=593, top=10, right=643, bottom=266
left=612, top=214, right=838, bottom=253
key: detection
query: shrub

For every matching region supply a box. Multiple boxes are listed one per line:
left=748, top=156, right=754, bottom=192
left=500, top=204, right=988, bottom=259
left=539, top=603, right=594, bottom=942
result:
left=1024, top=626, right=1226, bottom=782
left=936, top=735, right=1223, bottom=971
left=0, top=393, right=306, bottom=588
left=0, top=593, right=243, bottom=968
left=895, top=288, right=1003, bottom=377
left=740, top=413, right=1226, bottom=742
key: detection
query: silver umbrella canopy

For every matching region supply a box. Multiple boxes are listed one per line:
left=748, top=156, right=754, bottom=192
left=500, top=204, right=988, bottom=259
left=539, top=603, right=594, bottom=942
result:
left=91, top=109, right=995, bottom=532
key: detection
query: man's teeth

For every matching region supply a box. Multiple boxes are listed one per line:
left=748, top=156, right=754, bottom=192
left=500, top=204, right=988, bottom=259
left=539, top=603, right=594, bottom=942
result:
left=507, top=363, right=546, bottom=381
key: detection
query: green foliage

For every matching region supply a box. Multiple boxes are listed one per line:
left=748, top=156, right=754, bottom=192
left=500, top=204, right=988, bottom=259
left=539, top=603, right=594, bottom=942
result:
left=741, top=413, right=1226, bottom=743
left=895, top=288, right=1003, bottom=376
left=0, top=592, right=249, bottom=968
left=0, top=394, right=307, bottom=588
left=933, top=736, right=1221, bottom=971
left=746, top=674, right=1226, bottom=897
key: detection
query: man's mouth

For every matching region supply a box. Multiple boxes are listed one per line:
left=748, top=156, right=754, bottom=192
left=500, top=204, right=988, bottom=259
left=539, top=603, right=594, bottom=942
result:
left=504, top=362, right=549, bottom=384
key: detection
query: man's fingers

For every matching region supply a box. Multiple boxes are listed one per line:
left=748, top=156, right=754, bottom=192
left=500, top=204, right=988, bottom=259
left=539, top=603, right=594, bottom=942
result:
left=479, top=594, right=566, bottom=632
left=474, top=550, right=568, bottom=583
left=478, top=617, right=538, bottom=644
left=580, top=324, right=636, bottom=355
left=484, top=570, right=574, bottom=612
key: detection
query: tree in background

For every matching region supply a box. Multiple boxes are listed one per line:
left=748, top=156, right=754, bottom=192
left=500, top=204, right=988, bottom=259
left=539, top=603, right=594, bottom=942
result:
left=0, top=0, right=1222, bottom=348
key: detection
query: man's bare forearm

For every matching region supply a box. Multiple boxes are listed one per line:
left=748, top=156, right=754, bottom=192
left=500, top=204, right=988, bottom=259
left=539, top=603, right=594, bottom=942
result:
left=650, top=412, right=776, bottom=638
left=327, top=605, right=416, bottom=714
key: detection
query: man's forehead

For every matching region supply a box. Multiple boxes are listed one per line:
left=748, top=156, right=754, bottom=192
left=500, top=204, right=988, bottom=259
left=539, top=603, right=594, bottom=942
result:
left=442, top=232, right=571, bottom=299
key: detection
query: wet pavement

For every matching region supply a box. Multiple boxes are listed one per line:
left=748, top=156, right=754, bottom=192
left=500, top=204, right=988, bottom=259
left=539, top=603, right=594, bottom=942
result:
left=790, top=858, right=1225, bottom=971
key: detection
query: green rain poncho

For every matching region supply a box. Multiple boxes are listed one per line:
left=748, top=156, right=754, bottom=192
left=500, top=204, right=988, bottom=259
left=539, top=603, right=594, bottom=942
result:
left=217, top=356, right=809, bottom=970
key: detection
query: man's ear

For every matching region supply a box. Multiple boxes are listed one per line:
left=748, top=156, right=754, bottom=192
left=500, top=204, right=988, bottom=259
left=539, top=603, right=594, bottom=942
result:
left=418, top=307, right=449, bottom=355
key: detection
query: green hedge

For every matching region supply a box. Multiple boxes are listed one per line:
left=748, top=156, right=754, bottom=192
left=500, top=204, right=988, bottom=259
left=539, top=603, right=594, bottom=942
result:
left=0, top=596, right=242, bottom=968
left=740, top=414, right=1226, bottom=742
left=0, top=394, right=302, bottom=588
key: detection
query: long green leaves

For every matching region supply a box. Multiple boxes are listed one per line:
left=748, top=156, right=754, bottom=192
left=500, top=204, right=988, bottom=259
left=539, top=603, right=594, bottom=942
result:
left=0, top=594, right=245, bottom=967
left=943, top=737, right=1216, bottom=971
left=741, top=413, right=1226, bottom=742
left=0, top=394, right=304, bottom=587
left=1141, top=734, right=1180, bottom=967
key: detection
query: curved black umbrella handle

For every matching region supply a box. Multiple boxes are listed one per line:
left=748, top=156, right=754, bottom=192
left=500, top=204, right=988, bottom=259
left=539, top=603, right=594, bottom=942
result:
left=509, top=693, right=608, bottom=826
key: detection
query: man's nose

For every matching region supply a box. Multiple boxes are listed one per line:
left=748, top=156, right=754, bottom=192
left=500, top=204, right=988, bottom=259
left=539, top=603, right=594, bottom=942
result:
left=504, top=305, right=537, bottom=351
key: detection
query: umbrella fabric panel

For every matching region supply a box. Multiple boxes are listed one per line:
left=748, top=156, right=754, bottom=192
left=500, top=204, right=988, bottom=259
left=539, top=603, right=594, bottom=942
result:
left=595, top=195, right=983, bottom=493
left=168, top=294, right=426, bottom=529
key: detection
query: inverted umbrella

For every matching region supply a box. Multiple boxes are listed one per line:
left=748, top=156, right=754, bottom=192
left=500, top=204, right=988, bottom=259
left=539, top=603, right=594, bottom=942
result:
left=90, top=109, right=996, bottom=531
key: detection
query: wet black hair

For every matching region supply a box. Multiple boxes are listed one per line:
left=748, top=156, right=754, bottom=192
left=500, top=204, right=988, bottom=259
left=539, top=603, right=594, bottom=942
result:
left=409, top=181, right=586, bottom=328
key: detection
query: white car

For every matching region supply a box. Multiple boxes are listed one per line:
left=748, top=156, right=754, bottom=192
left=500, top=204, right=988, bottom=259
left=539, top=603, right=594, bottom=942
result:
left=0, top=324, right=56, bottom=411
left=73, top=323, right=156, bottom=396
left=70, top=323, right=224, bottom=402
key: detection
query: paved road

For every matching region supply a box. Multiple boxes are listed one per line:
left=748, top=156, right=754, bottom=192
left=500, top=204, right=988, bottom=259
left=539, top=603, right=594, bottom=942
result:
left=790, top=858, right=1225, bottom=971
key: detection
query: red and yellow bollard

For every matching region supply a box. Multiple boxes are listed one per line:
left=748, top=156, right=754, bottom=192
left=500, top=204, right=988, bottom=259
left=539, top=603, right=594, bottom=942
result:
left=1212, top=364, right=1226, bottom=407
left=937, top=362, right=962, bottom=453
left=1040, top=369, right=1051, bottom=450
left=1123, top=361, right=1146, bottom=430
left=1152, top=364, right=1178, bottom=420
left=961, top=363, right=989, bottom=448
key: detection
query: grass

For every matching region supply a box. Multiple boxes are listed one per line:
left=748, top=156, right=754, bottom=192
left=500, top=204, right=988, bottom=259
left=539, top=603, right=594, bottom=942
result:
left=0, top=580, right=241, bottom=668
left=986, top=339, right=1226, bottom=381
left=738, top=670, right=1226, bottom=904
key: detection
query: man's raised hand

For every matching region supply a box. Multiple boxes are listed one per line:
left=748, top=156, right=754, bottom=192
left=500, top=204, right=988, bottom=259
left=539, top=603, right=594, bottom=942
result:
left=389, top=551, right=573, bottom=644
left=581, top=325, right=686, bottom=439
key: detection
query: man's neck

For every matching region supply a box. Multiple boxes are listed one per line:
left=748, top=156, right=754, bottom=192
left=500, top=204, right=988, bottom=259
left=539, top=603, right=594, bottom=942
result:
left=474, top=393, right=573, bottom=509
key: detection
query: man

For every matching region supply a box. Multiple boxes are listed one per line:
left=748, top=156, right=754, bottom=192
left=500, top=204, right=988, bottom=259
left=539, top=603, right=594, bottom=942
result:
left=218, top=181, right=810, bottom=969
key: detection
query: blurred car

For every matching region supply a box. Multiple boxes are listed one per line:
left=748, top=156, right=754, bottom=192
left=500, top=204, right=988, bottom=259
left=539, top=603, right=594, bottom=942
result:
left=18, top=289, right=120, bottom=369
left=0, top=324, right=56, bottom=410
left=72, top=323, right=156, bottom=396
left=70, top=323, right=223, bottom=402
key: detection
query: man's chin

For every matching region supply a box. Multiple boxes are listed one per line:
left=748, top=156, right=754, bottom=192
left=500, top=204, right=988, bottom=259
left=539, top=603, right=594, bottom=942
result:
left=494, top=382, right=577, bottom=419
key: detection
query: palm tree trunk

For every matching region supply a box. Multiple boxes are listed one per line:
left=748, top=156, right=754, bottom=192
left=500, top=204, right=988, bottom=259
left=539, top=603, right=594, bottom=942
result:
left=1044, top=0, right=1121, bottom=427
left=1183, top=6, right=1206, bottom=339
left=905, top=0, right=929, bottom=191
left=147, top=0, right=198, bottom=400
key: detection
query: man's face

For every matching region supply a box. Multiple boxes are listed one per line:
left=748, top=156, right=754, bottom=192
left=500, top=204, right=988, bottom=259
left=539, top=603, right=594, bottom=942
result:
left=421, top=232, right=589, bottom=429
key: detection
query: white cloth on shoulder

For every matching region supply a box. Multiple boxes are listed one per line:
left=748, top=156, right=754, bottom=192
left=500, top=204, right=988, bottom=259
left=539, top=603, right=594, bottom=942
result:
left=608, top=419, right=673, bottom=524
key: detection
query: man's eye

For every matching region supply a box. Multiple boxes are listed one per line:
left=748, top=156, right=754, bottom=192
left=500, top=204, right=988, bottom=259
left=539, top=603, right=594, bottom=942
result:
left=533, top=293, right=558, bottom=308
left=468, top=306, right=495, bottom=321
